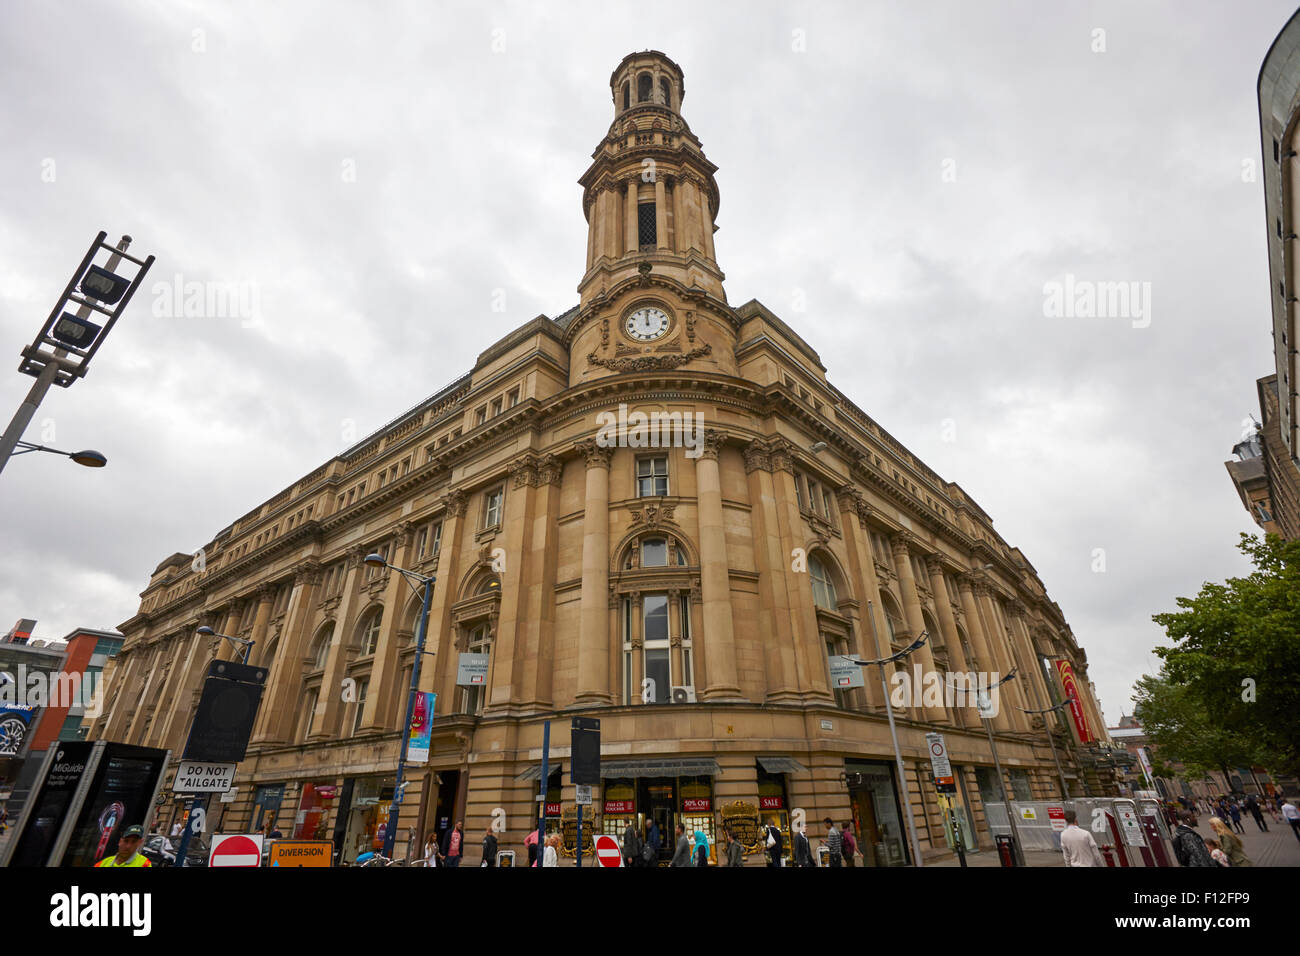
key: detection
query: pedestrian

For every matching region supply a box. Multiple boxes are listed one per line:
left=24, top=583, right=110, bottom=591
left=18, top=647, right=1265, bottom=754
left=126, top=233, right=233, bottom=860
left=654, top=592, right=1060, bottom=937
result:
left=646, top=818, right=662, bottom=865
left=824, top=818, right=843, bottom=867
left=440, top=820, right=464, bottom=868
left=622, top=818, right=643, bottom=868
left=1171, top=810, right=1215, bottom=867
left=481, top=824, right=498, bottom=867
left=1282, top=799, right=1300, bottom=843
left=1227, top=801, right=1245, bottom=835
left=1245, top=794, right=1269, bottom=832
left=764, top=817, right=784, bottom=868
left=1059, top=810, right=1104, bottom=867
left=525, top=828, right=539, bottom=867
left=1208, top=817, right=1251, bottom=867
left=841, top=821, right=857, bottom=867
left=1205, top=839, right=1230, bottom=867
left=94, top=824, right=152, bottom=868
left=542, top=833, right=560, bottom=867
left=423, top=831, right=440, bottom=867
left=170, top=819, right=183, bottom=839
left=671, top=823, right=693, bottom=866
left=693, top=828, right=710, bottom=867
left=724, top=829, right=744, bottom=868
left=793, top=825, right=815, bottom=867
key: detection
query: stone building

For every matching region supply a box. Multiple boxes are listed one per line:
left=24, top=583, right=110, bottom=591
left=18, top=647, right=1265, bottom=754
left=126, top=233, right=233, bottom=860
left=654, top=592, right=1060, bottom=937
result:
left=90, top=51, right=1113, bottom=865
left=1236, top=10, right=1300, bottom=541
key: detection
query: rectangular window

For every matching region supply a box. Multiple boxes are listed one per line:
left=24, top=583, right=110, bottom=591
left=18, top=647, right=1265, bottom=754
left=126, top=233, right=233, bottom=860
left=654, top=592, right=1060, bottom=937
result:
left=475, top=406, right=487, bottom=426
left=351, top=678, right=369, bottom=735
left=414, top=527, right=428, bottom=560
left=484, top=488, right=503, bottom=528
left=806, top=478, right=821, bottom=515
left=430, top=520, right=442, bottom=556
left=822, top=488, right=834, bottom=523
left=636, top=456, right=669, bottom=497
left=638, top=202, right=657, bottom=247
left=795, top=474, right=805, bottom=510
left=491, top=398, right=503, bottom=417
left=298, top=688, right=318, bottom=742
left=508, top=388, right=520, bottom=408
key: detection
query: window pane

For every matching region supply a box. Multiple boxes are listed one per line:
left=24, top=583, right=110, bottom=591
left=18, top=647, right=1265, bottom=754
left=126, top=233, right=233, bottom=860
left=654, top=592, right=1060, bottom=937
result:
left=646, top=648, right=670, bottom=703
left=642, top=538, right=667, bottom=567
left=644, top=595, right=668, bottom=643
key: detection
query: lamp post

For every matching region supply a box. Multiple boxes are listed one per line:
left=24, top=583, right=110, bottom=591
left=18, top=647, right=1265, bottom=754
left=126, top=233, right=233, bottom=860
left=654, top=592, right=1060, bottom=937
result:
left=8, top=441, right=106, bottom=468
left=977, top=669, right=1027, bottom=866
left=1018, top=695, right=1076, bottom=798
left=0, top=232, right=153, bottom=478
left=362, top=551, right=456, bottom=861
left=854, top=600, right=928, bottom=868
left=195, top=625, right=255, bottom=664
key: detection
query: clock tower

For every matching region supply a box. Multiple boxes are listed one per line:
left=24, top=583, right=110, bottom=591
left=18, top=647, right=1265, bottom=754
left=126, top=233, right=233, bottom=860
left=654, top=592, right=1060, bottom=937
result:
left=568, top=51, right=738, bottom=383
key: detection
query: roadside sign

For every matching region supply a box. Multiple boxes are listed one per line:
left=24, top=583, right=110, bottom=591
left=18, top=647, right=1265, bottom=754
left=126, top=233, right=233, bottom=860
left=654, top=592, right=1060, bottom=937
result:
left=209, top=833, right=263, bottom=867
left=1116, top=804, right=1146, bottom=847
left=173, top=760, right=236, bottom=793
left=594, top=834, right=623, bottom=867
left=1019, top=807, right=1037, bottom=821
left=456, top=653, right=489, bottom=687
left=575, top=785, right=592, bottom=806
left=268, top=840, right=332, bottom=867
left=1047, top=805, right=1067, bottom=832
left=925, top=733, right=956, bottom=793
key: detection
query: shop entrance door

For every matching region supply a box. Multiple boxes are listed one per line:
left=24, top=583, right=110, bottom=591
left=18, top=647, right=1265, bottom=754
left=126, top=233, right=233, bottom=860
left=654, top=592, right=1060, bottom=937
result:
left=639, top=777, right=675, bottom=865
left=850, top=788, right=883, bottom=867
left=433, top=770, right=460, bottom=847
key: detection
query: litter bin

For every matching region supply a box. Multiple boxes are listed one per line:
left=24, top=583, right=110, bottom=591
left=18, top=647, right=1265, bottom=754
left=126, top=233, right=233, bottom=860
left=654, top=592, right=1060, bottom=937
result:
left=995, top=834, right=1017, bottom=867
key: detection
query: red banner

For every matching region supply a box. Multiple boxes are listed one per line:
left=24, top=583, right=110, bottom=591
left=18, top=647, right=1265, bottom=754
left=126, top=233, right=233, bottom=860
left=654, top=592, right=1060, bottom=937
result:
left=759, top=796, right=784, bottom=810
left=1054, top=659, right=1093, bottom=743
left=682, top=798, right=711, bottom=812
left=604, top=800, right=635, bottom=814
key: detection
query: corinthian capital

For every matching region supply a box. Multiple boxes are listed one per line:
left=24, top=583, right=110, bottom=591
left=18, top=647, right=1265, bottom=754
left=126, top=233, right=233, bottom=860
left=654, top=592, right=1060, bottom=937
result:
left=576, top=438, right=615, bottom=469
left=698, top=428, right=726, bottom=461
left=442, top=489, right=468, bottom=518
left=743, top=441, right=771, bottom=474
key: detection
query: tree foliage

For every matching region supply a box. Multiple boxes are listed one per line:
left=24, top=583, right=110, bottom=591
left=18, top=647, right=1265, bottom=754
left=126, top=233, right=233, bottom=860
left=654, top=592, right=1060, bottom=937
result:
left=1146, top=533, right=1300, bottom=776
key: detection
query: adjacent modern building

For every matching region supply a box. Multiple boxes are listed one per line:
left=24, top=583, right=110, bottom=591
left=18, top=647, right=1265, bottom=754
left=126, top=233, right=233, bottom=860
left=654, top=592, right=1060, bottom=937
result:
left=1235, top=11, right=1300, bottom=540
left=89, top=52, right=1114, bottom=864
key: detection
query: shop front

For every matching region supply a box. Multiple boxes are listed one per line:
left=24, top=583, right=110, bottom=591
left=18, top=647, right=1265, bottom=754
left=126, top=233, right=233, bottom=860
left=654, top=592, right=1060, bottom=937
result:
left=293, top=781, right=337, bottom=841
left=845, top=759, right=908, bottom=866
left=337, top=776, right=396, bottom=864
left=597, top=758, right=720, bottom=865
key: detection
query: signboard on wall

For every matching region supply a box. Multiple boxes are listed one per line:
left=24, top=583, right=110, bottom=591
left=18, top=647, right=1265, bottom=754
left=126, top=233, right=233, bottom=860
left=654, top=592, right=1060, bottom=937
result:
left=828, top=656, right=865, bottom=689
left=1053, top=660, right=1094, bottom=743
left=456, top=654, right=489, bottom=687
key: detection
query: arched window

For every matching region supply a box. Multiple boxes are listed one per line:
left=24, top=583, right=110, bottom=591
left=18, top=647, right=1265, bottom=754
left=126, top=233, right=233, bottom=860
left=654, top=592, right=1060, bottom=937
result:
left=463, top=623, right=492, bottom=716
left=642, top=537, right=668, bottom=567
left=476, top=576, right=500, bottom=595
left=881, top=596, right=906, bottom=649
left=622, top=81, right=630, bottom=110
left=310, top=623, right=333, bottom=669
left=809, top=556, right=838, bottom=611
left=637, top=72, right=652, bottom=102
left=356, top=609, right=383, bottom=657
left=659, top=77, right=672, bottom=108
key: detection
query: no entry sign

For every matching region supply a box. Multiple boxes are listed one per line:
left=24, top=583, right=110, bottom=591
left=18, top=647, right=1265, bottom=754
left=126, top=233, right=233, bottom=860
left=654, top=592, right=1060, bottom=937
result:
left=594, top=834, right=622, bottom=867
left=209, top=834, right=263, bottom=867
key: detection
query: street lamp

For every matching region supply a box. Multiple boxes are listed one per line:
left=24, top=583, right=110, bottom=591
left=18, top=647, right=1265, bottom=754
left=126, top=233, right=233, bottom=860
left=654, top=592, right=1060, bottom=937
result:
left=0, top=232, right=153, bottom=478
left=853, top=602, right=930, bottom=868
left=362, top=551, right=439, bottom=860
left=1018, top=694, right=1076, bottom=798
left=9, top=441, right=106, bottom=468
left=195, top=625, right=256, bottom=664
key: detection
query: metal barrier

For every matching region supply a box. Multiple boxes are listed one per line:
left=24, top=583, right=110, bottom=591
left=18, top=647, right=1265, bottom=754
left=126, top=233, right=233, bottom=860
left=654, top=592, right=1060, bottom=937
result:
left=984, top=798, right=1174, bottom=866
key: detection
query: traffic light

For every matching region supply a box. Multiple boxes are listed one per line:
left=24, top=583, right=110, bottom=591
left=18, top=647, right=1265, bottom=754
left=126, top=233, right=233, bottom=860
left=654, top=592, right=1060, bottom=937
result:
left=571, top=717, right=600, bottom=786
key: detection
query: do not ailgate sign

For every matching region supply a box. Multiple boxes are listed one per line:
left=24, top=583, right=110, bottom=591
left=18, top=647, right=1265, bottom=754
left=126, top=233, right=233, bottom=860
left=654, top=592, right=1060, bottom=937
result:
left=209, top=833, right=264, bottom=867
left=595, top=834, right=623, bottom=867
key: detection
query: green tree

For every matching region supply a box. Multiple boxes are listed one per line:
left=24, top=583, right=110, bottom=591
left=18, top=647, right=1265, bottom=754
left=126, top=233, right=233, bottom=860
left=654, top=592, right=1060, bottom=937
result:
left=1149, top=533, right=1300, bottom=776
left=1131, top=672, right=1258, bottom=780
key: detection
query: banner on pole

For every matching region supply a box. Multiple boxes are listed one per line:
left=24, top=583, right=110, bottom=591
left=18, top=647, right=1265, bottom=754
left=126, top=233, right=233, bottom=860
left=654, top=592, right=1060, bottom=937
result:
left=408, top=692, right=435, bottom=765
left=1053, top=659, right=1093, bottom=743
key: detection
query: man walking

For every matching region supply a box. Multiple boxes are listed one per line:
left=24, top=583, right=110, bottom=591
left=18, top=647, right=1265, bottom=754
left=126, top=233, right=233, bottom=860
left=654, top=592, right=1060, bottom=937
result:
left=724, top=829, right=744, bottom=867
left=764, top=818, right=784, bottom=868
left=841, top=821, right=857, bottom=867
left=622, top=818, right=643, bottom=868
left=1282, top=799, right=1300, bottom=843
left=1172, top=811, right=1215, bottom=867
left=440, top=820, right=464, bottom=868
left=670, top=823, right=693, bottom=866
left=481, top=824, right=498, bottom=867
left=1059, top=810, right=1103, bottom=866
left=823, top=817, right=843, bottom=867
left=1245, top=794, right=1268, bottom=832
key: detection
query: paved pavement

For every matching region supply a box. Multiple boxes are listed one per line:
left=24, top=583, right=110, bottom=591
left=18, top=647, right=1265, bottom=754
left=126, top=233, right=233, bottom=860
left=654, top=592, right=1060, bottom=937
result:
left=927, top=812, right=1300, bottom=867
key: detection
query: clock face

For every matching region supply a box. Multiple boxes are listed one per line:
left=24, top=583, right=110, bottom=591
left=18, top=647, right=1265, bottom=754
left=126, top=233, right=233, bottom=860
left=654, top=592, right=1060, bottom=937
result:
left=625, top=307, right=670, bottom=342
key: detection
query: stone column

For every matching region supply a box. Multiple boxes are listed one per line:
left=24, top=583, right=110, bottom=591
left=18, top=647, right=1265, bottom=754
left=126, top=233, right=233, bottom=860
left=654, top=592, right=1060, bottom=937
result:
left=890, top=534, right=946, bottom=723
left=671, top=177, right=685, bottom=253
left=831, top=486, right=872, bottom=711
left=575, top=439, right=614, bottom=706
left=979, top=591, right=1032, bottom=731
left=429, top=491, right=468, bottom=707
left=149, top=627, right=203, bottom=749
left=625, top=179, right=639, bottom=255
left=522, top=456, right=563, bottom=709
left=957, top=575, right=1012, bottom=733
left=247, top=585, right=276, bottom=666
left=252, top=563, right=320, bottom=745
left=926, top=557, right=972, bottom=725
left=668, top=588, right=683, bottom=687
left=310, top=547, right=365, bottom=740
left=744, top=442, right=799, bottom=703
left=654, top=177, right=669, bottom=250
left=361, top=523, right=414, bottom=731
left=701, top=187, right=716, bottom=261
left=629, top=591, right=644, bottom=702
left=695, top=430, right=742, bottom=701
left=487, top=458, right=540, bottom=714
left=769, top=440, right=816, bottom=698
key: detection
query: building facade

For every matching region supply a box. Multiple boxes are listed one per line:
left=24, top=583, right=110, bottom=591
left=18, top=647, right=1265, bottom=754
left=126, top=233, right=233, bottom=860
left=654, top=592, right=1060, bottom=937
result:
left=1238, top=11, right=1300, bottom=540
left=90, top=52, right=1113, bottom=864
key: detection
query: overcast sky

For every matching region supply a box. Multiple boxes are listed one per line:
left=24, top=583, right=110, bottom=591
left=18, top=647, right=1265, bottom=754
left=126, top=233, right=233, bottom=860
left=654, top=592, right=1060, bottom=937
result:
left=1, top=0, right=1293, bottom=725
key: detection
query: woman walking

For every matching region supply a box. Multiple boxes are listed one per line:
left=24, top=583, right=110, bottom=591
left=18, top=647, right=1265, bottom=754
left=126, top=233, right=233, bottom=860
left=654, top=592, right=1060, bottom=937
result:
left=1208, top=817, right=1252, bottom=867
left=542, top=833, right=560, bottom=867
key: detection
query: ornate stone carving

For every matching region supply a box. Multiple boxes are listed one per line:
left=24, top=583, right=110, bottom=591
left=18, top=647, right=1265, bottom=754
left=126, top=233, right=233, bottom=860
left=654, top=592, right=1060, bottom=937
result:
left=509, top=455, right=539, bottom=488
left=586, top=343, right=712, bottom=372
left=637, top=261, right=653, bottom=286
left=630, top=502, right=675, bottom=528
left=394, top=520, right=414, bottom=550
left=600, top=316, right=609, bottom=350
left=654, top=336, right=682, bottom=353
left=767, top=438, right=795, bottom=473
left=575, top=439, right=615, bottom=469
left=698, top=428, right=725, bottom=461
left=889, top=533, right=915, bottom=557
left=685, top=312, right=696, bottom=343
left=743, top=441, right=770, bottom=474
left=536, top=454, right=563, bottom=486
left=442, top=489, right=468, bottom=518
left=345, top=545, right=367, bottom=567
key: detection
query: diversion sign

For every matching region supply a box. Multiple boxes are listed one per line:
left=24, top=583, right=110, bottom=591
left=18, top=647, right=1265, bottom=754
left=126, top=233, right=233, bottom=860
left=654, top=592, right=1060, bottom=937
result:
left=268, top=840, right=333, bottom=867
